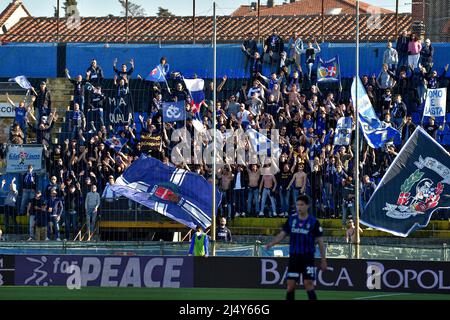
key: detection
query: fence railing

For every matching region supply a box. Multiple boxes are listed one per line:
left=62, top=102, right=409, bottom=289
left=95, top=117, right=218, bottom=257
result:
left=0, top=240, right=448, bottom=261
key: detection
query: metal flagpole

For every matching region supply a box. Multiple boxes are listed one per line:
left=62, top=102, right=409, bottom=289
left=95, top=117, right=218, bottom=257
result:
left=355, top=0, right=361, bottom=259
left=212, top=1, right=217, bottom=256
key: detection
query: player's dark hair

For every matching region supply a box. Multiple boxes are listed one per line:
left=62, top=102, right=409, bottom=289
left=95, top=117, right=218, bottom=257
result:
left=296, top=194, right=310, bottom=205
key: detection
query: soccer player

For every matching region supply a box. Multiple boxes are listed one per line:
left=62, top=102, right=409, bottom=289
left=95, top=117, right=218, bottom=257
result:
left=265, top=194, right=327, bottom=300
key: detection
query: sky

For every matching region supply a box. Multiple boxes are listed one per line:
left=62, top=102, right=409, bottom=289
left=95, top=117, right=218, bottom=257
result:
left=0, top=0, right=411, bottom=17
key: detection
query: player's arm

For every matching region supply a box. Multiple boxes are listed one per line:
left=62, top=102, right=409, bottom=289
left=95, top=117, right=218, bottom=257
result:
left=316, top=237, right=327, bottom=272
left=265, top=230, right=287, bottom=250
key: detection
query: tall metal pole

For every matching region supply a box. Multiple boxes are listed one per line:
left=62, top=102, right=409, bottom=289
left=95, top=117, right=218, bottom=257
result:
left=212, top=1, right=217, bottom=256
left=56, top=0, right=60, bottom=43
left=257, top=0, right=261, bottom=43
left=355, top=0, right=361, bottom=259
left=321, top=0, right=324, bottom=42
left=395, top=0, right=399, bottom=37
left=193, top=0, right=196, bottom=44
left=125, top=0, right=129, bottom=44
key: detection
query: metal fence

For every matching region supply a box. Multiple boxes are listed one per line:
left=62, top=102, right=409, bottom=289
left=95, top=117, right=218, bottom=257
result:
left=0, top=240, right=448, bottom=261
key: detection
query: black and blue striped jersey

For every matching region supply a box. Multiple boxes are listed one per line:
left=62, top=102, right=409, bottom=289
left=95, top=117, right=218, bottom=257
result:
left=282, top=213, right=323, bottom=255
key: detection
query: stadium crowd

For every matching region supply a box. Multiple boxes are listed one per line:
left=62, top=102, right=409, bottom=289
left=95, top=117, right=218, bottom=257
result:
left=0, top=28, right=449, bottom=241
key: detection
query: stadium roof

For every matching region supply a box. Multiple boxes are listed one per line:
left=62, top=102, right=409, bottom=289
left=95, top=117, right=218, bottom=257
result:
left=0, top=0, right=411, bottom=43
left=231, top=0, right=393, bottom=17
left=0, top=14, right=412, bottom=43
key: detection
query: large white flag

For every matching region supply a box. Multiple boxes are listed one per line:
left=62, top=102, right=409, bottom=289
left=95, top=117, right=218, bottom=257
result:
left=8, top=75, right=32, bottom=90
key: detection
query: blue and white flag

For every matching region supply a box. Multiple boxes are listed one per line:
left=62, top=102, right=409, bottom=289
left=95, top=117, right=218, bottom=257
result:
left=110, top=155, right=222, bottom=230
left=423, top=88, right=447, bottom=118
left=317, top=55, right=341, bottom=83
left=351, top=76, right=401, bottom=148
left=145, top=65, right=166, bottom=82
left=334, top=117, right=353, bottom=146
left=362, top=126, right=450, bottom=237
left=163, top=101, right=186, bottom=122
left=246, top=129, right=281, bottom=159
left=105, top=137, right=128, bottom=152
left=8, top=75, right=32, bottom=90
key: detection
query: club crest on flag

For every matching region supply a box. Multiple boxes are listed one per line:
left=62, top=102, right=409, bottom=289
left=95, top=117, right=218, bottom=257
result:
left=317, top=55, right=340, bottom=83
left=148, top=183, right=181, bottom=204
left=383, top=156, right=449, bottom=219
left=327, top=66, right=337, bottom=77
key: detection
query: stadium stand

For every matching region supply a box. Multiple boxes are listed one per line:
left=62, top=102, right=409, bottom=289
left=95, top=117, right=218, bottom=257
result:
left=0, top=0, right=449, bottom=243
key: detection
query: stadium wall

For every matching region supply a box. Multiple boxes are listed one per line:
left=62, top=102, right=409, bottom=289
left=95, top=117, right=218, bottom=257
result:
left=0, top=43, right=58, bottom=78
left=1, top=43, right=449, bottom=79
left=4, top=254, right=450, bottom=293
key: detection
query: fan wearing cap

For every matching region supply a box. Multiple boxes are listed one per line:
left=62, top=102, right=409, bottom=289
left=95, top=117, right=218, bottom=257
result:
left=188, top=225, right=209, bottom=257
left=31, top=81, right=52, bottom=126
left=419, top=38, right=434, bottom=73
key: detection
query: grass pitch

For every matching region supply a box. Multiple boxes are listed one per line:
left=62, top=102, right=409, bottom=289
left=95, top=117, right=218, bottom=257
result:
left=0, top=287, right=449, bottom=300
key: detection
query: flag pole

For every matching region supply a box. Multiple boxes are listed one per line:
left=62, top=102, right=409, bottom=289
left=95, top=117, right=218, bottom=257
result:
left=355, top=0, right=361, bottom=259
left=159, top=65, right=171, bottom=94
left=211, top=1, right=217, bottom=256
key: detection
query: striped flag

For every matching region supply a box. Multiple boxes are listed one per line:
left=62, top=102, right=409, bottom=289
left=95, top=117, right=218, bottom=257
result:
left=246, top=129, right=281, bottom=159
left=111, top=155, right=221, bottom=230
left=183, top=78, right=205, bottom=114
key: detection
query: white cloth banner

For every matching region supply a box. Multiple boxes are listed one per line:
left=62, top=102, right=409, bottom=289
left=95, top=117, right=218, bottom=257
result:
left=8, top=76, right=32, bottom=90
left=334, top=117, right=353, bottom=146
left=424, top=88, right=447, bottom=118
left=6, top=145, right=43, bottom=173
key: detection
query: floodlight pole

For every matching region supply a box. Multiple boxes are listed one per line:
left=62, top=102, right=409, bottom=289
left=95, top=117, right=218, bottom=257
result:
left=355, top=0, right=361, bottom=259
left=125, top=0, right=129, bottom=44
left=56, top=0, right=60, bottom=43
left=193, top=0, right=196, bottom=44
left=212, top=1, right=217, bottom=256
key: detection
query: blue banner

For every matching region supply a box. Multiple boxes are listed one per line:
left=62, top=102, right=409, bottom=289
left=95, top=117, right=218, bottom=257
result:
left=163, top=101, right=186, bottom=122
left=317, top=55, right=341, bottom=83
left=362, top=126, right=450, bottom=237
left=351, top=76, right=401, bottom=148
left=111, top=156, right=221, bottom=229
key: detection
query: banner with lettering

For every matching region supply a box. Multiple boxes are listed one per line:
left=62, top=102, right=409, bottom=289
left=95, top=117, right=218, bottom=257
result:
left=423, top=88, right=447, bottom=118
left=104, top=95, right=133, bottom=128
left=6, top=145, right=43, bottom=172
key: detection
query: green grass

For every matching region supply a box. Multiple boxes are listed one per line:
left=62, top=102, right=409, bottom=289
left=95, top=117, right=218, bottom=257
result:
left=0, top=287, right=449, bottom=300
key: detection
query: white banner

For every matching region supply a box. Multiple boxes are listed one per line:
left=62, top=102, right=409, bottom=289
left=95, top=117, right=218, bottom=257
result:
left=0, top=103, right=15, bottom=118
left=424, top=88, right=447, bottom=118
left=334, top=117, right=352, bottom=145
left=6, top=145, right=43, bottom=173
